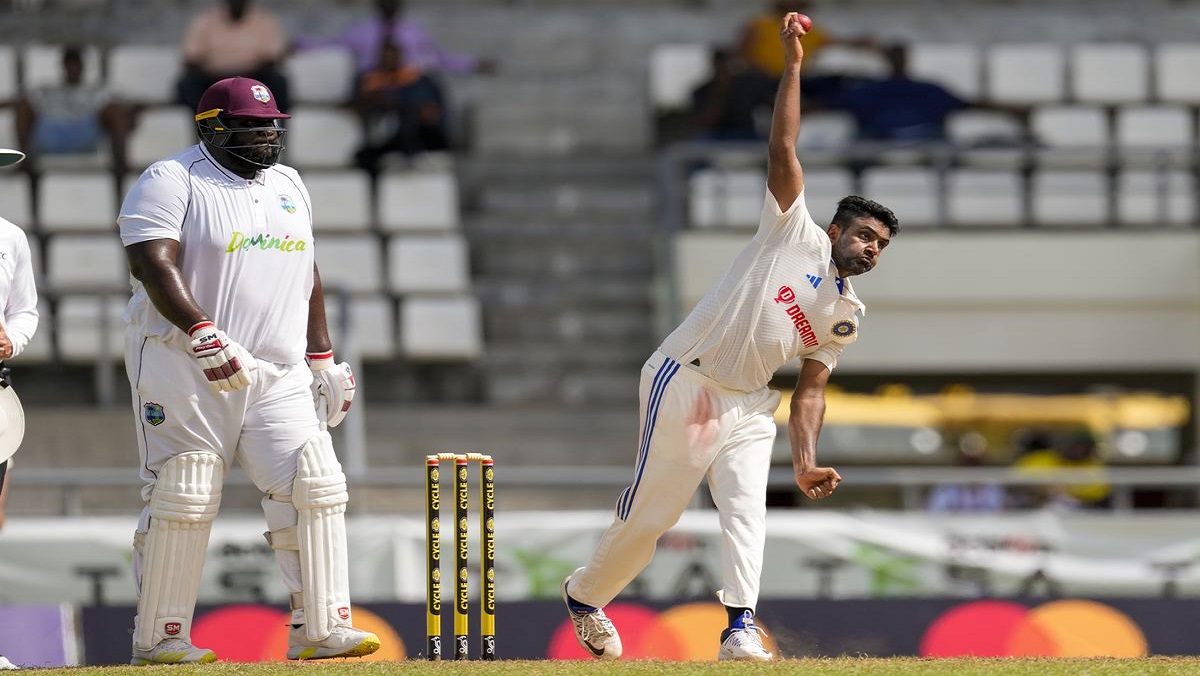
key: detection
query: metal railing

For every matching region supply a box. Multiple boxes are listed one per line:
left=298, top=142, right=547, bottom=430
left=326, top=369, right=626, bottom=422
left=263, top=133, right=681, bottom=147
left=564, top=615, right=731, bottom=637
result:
left=15, top=464, right=1200, bottom=517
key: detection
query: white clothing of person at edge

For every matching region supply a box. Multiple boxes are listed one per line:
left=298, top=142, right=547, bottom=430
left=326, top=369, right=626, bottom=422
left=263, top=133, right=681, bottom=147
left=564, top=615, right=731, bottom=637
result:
left=116, top=77, right=373, bottom=665
left=0, top=147, right=40, bottom=670
left=560, top=13, right=899, bottom=662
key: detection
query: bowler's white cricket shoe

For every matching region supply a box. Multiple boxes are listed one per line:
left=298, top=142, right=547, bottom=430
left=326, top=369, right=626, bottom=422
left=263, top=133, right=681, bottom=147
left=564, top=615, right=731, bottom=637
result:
left=0, top=655, right=17, bottom=669
left=287, top=625, right=380, bottom=660
left=130, top=638, right=217, bottom=665
left=561, top=571, right=622, bottom=660
left=718, top=618, right=774, bottom=661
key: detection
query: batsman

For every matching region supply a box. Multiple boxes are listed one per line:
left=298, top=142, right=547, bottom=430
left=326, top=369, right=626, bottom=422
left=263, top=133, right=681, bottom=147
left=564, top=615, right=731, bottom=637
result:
left=118, top=77, right=378, bottom=664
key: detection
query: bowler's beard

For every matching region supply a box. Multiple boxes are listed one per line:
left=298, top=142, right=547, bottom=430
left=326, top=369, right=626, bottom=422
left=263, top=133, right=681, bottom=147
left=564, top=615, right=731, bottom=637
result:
left=832, top=244, right=872, bottom=276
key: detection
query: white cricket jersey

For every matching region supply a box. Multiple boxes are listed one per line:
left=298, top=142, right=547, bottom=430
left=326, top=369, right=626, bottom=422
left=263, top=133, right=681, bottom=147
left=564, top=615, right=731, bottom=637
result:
left=660, top=188, right=865, bottom=392
left=118, top=144, right=315, bottom=365
left=0, top=216, right=39, bottom=358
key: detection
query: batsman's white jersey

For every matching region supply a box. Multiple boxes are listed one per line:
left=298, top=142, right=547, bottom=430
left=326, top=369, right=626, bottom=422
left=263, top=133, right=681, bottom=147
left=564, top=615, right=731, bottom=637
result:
left=117, top=143, right=322, bottom=495
left=569, top=189, right=865, bottom=613
left=119, top=143, right=315, bottom=366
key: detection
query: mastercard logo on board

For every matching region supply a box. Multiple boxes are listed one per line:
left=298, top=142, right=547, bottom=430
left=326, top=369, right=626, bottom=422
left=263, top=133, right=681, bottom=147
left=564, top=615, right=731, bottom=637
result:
left=920, top=599, right=1147, bottom=657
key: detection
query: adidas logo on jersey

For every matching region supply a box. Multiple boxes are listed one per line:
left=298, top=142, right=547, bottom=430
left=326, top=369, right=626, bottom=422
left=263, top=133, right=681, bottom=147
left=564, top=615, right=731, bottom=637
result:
left=805, top=274, right=822, bottom=289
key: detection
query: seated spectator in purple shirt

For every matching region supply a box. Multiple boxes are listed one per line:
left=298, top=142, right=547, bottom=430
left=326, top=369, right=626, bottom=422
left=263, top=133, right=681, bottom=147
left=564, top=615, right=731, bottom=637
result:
left=295, top=0, right=494, bottom=77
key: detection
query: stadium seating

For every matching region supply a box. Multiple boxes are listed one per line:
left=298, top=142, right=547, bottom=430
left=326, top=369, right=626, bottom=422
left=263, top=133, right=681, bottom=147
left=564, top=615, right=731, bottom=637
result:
left=399, top=295, right=483, bottom=360
left=106, top=44, right=180, bottom=106
left=314, top=234, right=384, bottom=294
left=36, top=172, right=117, bottom=232
left=648, top=43, right=711, bottom=112
left=306, top=171, right=373, bottom=233
left=984, top=43, right=1067, bottom=104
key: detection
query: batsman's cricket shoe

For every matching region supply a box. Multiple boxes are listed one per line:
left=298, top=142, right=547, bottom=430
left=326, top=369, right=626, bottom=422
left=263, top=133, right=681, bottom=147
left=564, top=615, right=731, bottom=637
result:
left=718, top=611, right=774, bottom=661
left=130, top=638, right=217, bottom=665
left=0, top=655, right=17, bottom=669
left=287, top=625, right=380, bottom=660
left=562, top=570, right=622, bottom=660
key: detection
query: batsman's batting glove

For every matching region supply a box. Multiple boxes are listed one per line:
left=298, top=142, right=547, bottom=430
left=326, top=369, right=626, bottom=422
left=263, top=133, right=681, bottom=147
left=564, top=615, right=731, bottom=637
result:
left=188, top=321, right=254, bottom=393
left=306, top=350, right=355, bottom=428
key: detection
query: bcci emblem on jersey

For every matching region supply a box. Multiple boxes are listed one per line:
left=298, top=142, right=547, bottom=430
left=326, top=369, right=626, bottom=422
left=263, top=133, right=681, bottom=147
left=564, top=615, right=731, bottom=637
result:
left=144, top=402, right=166, bottom=426
left=279, top=194, right=297, bottom=213
left=832, top=320, right=857, bottom=338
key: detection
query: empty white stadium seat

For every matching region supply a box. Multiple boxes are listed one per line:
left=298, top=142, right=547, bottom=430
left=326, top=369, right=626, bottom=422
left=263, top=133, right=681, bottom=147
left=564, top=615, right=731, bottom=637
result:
left=1029, top=105, right=1109, bottom=168
left=1070, top=43, right=1149, bottom=104
left=800, top=168, right=855, bottom=224
left=127, top=107, right=195, bottom=168
left=45, top=234, right=127, bottom=290
left=284, top=107, right=361, bottom=169
left=910, top=43, right=982, bottom=99
left=377, top=171, right=460, bottom=232
left=37, top=172, right=117, bottom=232
left=1031, top=170, right=1108, bottom=227
left=946, top=169, right=1023, bottom=227
left=21, top=44, right=101, bottom=89
left=946, top=109, right=1027, bottom=168
left=688, top=167, right=764, bottom=229
left=809, top=45, right=888, bottom=78
left=1154, top=44, right=1200, bottom=103
left=306, top=171, right=372, bottom=232
left=0, top=174, right=33, bottom=228
left=648, top=43, right=712, bottom=112
left=16, top=300, right=52, bottom=363
left=56, top=294, right=125, bottom=361
left=796, top=111, right=855, bottom=165
left=1116, top=169, right=1197, bottom=227
left=400, top=295, right=483, bottom=360
left=387, top=235, right=470, bottom=294
left=1114, top=105, right=1194, bottom=168
left=0, top=46, right=17, bottom=102
left=314, top=235, right=382, bottom=294
left=284, top=47, right=355, bottom=105
left=107, top=45, right=180, bottom=105
left=861, top=167, right=940, bottom=228
left=674, top=232, right=743, bottom=309
left=324, top=293, right=395, bottom=360
left=986, top=44, right=1066, bottom=105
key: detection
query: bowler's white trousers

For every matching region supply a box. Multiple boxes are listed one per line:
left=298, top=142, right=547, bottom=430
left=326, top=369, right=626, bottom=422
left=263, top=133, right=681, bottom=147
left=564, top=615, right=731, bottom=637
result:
left=569, top=350, right=780, bottom=612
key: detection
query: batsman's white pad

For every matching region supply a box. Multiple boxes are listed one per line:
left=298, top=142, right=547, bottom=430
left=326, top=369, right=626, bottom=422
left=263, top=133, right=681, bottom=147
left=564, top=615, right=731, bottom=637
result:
left=293, top=432, right=351, bottom=641
left=133, top=451, right=223, bottom=651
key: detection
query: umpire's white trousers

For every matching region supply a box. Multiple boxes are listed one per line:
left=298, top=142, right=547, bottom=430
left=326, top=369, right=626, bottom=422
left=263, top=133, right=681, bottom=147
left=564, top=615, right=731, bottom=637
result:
left=569, top=350, right=780, bottom=612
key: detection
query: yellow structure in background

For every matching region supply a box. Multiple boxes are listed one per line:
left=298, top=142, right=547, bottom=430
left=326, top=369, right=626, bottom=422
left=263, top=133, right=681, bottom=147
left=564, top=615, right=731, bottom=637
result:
left=772, top=385, right=1191, bottom=465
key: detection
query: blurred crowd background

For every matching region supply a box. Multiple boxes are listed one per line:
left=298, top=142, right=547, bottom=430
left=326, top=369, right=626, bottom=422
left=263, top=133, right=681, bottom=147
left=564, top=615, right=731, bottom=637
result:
left=0, top=0, right=1196, bottom=520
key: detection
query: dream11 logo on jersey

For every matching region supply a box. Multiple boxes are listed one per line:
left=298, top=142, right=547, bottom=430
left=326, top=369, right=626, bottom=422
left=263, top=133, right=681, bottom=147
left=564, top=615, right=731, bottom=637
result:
left=774, top=286, right=818, bottom=348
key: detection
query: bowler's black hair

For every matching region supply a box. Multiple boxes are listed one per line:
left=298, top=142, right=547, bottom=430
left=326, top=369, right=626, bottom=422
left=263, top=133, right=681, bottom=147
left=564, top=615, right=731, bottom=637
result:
left=832, top=195, right=900, bottom=236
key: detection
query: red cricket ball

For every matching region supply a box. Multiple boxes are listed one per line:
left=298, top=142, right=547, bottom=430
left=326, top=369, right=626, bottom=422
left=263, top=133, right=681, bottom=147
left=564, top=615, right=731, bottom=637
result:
left=795, top=13, right=813, bottom=32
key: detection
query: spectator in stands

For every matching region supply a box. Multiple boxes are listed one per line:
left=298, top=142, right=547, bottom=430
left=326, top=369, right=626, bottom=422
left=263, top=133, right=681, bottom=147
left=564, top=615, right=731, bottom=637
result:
left=822, top=43, right=969, bottom=144
left=176, top=0, right=291, bottom=114
left=1013, top=430, right=1111, bottom=509
left=15, top=46, right=130, bottom=176
left=926, top=431, right=1006, bottom=512
left=351, top=42, right=449, bottom=176
left=689, top=47, right=776, bottom=141
left=740, top=0, right=836, bottom=78
left=294, top=0, right=495, bottom=78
